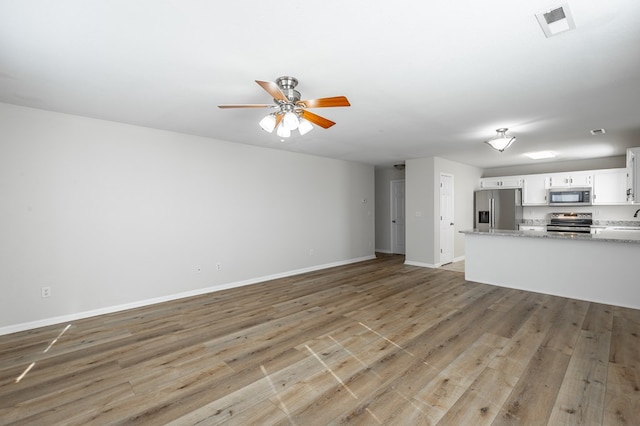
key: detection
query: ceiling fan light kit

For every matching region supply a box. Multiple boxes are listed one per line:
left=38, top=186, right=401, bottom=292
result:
left=258, top=114, right=277, bottom=132
left=276, top=124, right=291, bottom=138
left=298, top=118, right=313, bottom=135
left=282, top=111, right=299, bottom=131
left=485, top=128, right=516, bottom=152
left=219, top=76, right=350, bottom=138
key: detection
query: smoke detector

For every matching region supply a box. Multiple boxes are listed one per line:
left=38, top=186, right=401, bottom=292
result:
left=536, top=3, right=576, bottom=38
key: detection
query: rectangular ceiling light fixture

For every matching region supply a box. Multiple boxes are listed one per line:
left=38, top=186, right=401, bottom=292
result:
left=536, top=3, right=576, bottom=38
left=525, top=151, right=557, bottom=160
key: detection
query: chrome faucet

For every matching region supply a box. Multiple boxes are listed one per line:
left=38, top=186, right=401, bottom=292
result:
left=635, top=208, right=640, bottom=218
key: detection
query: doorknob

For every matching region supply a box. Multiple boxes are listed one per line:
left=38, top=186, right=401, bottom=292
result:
left=392, top=220, right=396, bottom=223
left=450, top=222, right=454, bottom=226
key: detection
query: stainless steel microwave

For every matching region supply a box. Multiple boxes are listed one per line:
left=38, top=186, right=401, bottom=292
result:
left=548, top=188, right=592, bottom=206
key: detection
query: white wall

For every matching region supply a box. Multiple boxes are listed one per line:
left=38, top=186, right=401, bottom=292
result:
left=435, top=158, right=483, bottom=261
left=0, top=103, right=375, bottom=333
left=523, top=204, right=640, bottom=222
left=405, top=157, right=482, bottom=267
left=465, top=233, right=640, bottom=309
left=374, top=166, right=405, bottom=253
left=482, top=156, right=625, bottom=177
left=405, top=157, right=436, bottom=265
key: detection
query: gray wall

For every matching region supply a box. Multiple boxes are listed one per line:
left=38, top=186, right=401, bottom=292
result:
left=482, top=156, right=626, bottom=177
left=406, top=157, right=437, bottom=265
left=374, top=166, right=405, bottom=253
left=1, top=103, right=375, bottom=332
left=405, top=157, right=482, bottom=267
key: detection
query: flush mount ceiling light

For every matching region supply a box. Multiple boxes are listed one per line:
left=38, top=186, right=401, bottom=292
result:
left=536, top=3, right=576, bottom=38
left=525, top=151, right=557, bottom=160
left=485, top=128, right=516, bottom=152
left=219, top=76, right=350, bottom=138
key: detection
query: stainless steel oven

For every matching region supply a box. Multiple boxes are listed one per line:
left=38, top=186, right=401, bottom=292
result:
left=546, top=212, right=593, bottom=234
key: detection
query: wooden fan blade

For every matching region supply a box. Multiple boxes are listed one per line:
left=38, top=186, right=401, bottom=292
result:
left=274, top=113, right=283, bottom=129
left=255, top=80, right=288, bottom=102
left=296, top=96, right=350, bottom=108
left=300, top=110, right=335, bottom=129
left=218, top=104, right=273, bottom=108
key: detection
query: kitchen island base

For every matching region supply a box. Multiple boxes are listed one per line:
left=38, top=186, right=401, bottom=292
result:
left=463, top=232, right=640, bottom=310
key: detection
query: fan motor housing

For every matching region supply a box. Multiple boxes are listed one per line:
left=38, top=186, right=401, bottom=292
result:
left=276, top=76, right=300, bottom=103
left=276, top=76, right=298, bottom=90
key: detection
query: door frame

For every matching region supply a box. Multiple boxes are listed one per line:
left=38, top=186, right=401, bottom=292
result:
left=390, top=179, right=406, bottom=254
left=439, top=173, right=455, bottom=265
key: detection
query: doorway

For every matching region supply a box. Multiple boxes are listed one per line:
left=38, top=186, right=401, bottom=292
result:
left=390, top=180, right=406, bottom=254
left=439, top=173, right=454, bottom=265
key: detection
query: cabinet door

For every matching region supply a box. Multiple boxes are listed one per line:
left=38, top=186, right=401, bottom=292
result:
left=522, top=175, right=548, bottom=205
left=479, top=177, right=522, bottom=188
left=570, top=172, right=593, bottom=187
left=548, top=172, right=593, bottom=188
left=500, top=177, right=523, bottom=188
left=593, top=169, right=628, bottom=205
left=479, top=178, right=503, bottom=189
left=547, top=173, right=571, bottom=188
left=519, top=224, right=545, bottom=231
left=628, top=148, right=640, bottom=203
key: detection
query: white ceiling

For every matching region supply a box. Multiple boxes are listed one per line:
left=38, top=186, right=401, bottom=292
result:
left=1, top=0, right=640, bottom=169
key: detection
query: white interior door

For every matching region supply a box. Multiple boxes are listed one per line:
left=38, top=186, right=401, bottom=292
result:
left=439, top=173, right=454, bottom=264
left=390, top=180, right=406, bottom=254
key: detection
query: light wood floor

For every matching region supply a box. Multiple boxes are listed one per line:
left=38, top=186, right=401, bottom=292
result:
left=438, top=260, right=465, bottom=273
left=1, top=254, right=638, bottom=425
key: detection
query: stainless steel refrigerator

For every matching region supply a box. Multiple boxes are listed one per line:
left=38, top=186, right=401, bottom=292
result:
left=474, top=188, right=523, bottom=231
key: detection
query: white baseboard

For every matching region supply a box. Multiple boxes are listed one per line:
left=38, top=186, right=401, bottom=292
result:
left=0, top=255, right=376, bottom=336
left=404, top=260, right=438, bottom=268
left=405, top=255, right=465, bottom=269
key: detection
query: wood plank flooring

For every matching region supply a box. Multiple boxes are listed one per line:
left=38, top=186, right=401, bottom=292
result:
left=1, top=254, right=638, bottom=425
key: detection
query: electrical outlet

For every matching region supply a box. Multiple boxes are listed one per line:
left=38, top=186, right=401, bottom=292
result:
left=41, top=287, right=51, bottom=298
left=216, top=263, right=221, bottom=271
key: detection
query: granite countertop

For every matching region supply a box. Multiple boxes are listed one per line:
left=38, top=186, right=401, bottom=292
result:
left=521, top=219, right=640, bottom=227
left=460, top=228, right=640, bottom=244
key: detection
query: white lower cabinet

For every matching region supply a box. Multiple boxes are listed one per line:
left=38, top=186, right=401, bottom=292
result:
left=519, top=224, right=546, bottom=231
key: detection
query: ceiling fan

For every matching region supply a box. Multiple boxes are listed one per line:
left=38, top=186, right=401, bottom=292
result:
left=218, top=76, right=350, bottom=137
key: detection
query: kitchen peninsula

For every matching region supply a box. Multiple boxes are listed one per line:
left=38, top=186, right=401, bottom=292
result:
left=460, top=229, right=640, bottom=309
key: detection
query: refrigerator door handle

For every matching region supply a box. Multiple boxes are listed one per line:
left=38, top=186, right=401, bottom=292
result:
left=490, top=198, right=495, bottom=228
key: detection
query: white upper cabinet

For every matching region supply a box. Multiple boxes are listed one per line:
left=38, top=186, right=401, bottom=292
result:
left=593, top=168, right=628, bottom=205
left=479, top=176, right=523, bottom=189
left=547, top=172, right=593, bottom=188
left=522, top=174, right=548, bottom=205
left=481, top=159, right=640, bottom=206
left=627, top=148, right=640, bottom=203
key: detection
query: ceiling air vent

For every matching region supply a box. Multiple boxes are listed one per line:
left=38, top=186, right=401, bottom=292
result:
left=536, top=3, right=576, bottom=38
